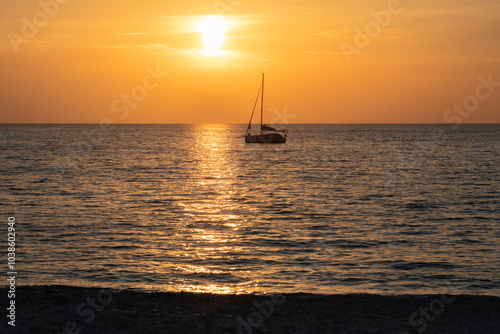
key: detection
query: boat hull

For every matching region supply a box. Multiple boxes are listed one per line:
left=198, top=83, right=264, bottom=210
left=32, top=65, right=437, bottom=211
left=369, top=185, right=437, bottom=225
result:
left=245, top=133, right=286, bottom=143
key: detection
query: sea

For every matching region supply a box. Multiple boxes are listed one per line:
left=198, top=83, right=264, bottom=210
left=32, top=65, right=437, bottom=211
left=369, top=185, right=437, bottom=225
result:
left=1, top=124, right=499, bottom=296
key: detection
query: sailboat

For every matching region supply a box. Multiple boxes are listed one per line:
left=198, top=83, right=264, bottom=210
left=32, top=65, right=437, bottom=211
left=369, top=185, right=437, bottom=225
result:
left=245, top=74, right=288, bottom=143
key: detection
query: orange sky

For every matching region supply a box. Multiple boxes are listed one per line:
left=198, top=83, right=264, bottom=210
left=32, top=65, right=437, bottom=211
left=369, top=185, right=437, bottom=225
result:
left=1, top=0, right=499, bottom=123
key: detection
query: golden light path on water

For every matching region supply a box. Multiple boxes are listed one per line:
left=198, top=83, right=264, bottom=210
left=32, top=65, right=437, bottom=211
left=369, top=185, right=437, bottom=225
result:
left=175, top=125, right=252, bottom=294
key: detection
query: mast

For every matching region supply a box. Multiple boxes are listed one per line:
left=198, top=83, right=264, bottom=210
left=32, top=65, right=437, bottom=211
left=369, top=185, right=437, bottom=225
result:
left=246, top=84, right=261, bottom=133
left=260, top=73, right=264, bottom=134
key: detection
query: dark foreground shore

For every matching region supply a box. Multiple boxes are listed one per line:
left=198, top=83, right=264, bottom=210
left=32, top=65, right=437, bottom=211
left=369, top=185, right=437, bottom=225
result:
left=1, top=286, right=499, bottom=334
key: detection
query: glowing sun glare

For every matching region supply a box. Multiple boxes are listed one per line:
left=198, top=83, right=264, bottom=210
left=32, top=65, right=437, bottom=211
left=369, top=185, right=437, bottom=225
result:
left=195, top=15, right=230, bottom=57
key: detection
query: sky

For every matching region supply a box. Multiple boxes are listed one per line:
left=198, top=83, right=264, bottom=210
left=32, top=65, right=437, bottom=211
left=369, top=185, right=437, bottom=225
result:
left=1, top=0, right=499, bottom=123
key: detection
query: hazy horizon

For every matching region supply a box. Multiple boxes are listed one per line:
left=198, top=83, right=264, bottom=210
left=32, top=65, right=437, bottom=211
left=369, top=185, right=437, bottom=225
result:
left=1, top=122, right=499, bottom=125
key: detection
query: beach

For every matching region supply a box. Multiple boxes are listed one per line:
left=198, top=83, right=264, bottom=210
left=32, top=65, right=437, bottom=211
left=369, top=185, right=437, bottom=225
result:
left=2, top=285, right=499, bottom=333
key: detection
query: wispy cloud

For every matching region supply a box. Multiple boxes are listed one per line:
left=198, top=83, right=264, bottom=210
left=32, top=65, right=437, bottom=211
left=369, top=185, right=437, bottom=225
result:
left=303, top=50, right=340, bottom=55
left=116, top=32, right=145, bottom=36
left=96, top=43, right=178, bottom=50
left=315, top=28, right=416, bottom=41
left=314, top=29, right=352, bottom=39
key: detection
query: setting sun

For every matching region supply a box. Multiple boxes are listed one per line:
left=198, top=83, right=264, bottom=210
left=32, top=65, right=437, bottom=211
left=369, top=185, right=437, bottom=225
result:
left=195, top=15, right=230, bottom=57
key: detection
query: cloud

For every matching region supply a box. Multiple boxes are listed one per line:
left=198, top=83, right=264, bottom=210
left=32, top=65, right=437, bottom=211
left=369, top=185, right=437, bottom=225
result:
left=96, top=43, right=178, bottom=50
left=314, top=29, right=352, bottom=39
left=315, top=27, right=416, bottom=41
left=302, top=50, right=340, bottom=55
left=136, top=43, right=176, bottom=50
left=116, top=32, right=145, bottom=36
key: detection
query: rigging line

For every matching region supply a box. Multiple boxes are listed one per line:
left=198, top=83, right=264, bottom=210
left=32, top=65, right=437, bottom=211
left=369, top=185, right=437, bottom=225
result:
left=246, top=84, right=262, bottom=132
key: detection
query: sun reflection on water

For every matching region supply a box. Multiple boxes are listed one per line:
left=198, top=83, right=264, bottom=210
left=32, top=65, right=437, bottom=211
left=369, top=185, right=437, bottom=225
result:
left=177, top=124, right=247, bottom=293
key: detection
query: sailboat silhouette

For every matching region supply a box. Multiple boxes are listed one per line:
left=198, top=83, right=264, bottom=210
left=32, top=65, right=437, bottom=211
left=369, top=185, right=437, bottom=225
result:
left=245, top=74, right=288, bottom=143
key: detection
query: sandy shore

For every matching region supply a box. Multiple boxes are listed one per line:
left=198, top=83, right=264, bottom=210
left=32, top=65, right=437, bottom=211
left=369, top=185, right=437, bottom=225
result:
left=1, top=285, right=499, bottom=333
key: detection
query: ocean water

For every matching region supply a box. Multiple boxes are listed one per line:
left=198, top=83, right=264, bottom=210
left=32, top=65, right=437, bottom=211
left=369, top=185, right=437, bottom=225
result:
left=1, top=124, right=499, bottom=296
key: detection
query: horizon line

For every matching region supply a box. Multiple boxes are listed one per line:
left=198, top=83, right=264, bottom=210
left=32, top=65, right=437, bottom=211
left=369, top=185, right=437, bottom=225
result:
left=1, top=123, right=499, bottom=125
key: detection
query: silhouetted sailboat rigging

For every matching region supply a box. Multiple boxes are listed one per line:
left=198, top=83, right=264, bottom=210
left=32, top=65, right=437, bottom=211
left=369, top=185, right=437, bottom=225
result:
left=245, top=74, right=288, bottom=143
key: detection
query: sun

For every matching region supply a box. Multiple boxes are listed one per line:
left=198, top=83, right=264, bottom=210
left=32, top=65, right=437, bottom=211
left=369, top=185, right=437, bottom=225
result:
left=195, top=15, right=230, bottom=57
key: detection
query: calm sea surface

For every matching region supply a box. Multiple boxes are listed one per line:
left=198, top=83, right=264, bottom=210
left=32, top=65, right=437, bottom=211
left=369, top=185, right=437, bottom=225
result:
left=1, top=124, right=499, bottom=295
